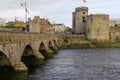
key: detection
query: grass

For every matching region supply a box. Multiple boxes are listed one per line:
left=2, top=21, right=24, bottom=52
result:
left=112, top=42, right=120, bottom=47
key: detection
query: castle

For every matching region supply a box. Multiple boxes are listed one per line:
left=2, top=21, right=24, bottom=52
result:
left=72, top=6, right=120, bottom=42
left=28, top=16, right=54, bottom=34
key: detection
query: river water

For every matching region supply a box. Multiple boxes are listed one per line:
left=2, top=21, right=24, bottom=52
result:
left=1, top=48, right=120, bottom=80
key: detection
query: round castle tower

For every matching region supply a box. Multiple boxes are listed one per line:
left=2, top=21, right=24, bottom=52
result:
left=72, top=6, right=88, bottom=34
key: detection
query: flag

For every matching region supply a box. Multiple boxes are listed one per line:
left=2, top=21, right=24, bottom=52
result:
left=83, top=0, right=86, bottom=3
left=20, top=2, right=30, bottom=14
left=25, top=8, right=29, bottom=14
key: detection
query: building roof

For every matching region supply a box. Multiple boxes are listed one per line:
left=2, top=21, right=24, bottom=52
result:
left=40, top=18, right=52, bottom=26
left=53, top=23, right=64, bottom=26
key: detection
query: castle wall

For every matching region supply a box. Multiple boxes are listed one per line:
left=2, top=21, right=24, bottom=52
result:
left=86, top=14, right=110, bottom=42
left=109, top=26, right=120, bottom=42
left=28, top=16, right=54, bottom=34
left=72, top=12, right=75, bottom=33
left=29, top=16, right=40, bottom=33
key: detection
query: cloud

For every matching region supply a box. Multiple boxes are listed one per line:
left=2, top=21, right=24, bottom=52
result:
left=0, top=0, right=120, bottom=26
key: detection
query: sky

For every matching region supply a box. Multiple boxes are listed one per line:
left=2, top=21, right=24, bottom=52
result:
left=0, top=0, right=120, bottom=27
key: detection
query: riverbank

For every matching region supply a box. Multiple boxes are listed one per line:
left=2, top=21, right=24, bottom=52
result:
left=111, top=42, right=120, bottom=48
left=61, top=35, right=120, bottom=48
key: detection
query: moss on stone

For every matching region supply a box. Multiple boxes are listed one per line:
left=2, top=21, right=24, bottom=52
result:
left=68, top=43, right=91, bottom=48
left=62, top=35, right=70, bottom=43
left=91, top=42, right=112, bottom=48
left=40, top=49, right=53, bottom=59
left=112, top=42, right=120, bottom=48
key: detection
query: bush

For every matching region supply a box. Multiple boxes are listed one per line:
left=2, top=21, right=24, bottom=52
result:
left=62, top=35, right=69, bottom=43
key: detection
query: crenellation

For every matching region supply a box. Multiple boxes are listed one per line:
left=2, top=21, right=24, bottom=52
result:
left=75, top=7, right=88, bottom=11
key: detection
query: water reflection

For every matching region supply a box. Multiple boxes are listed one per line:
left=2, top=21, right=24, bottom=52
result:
left=0, top=67, right=28, bottom=80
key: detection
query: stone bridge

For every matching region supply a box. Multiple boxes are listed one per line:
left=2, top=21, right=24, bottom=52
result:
left=0, top=31, right=64, bottom=71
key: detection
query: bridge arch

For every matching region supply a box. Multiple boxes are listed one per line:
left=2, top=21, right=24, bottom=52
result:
left=39, top=42, right=46, bottom=58
left=0, top=51, right=12, bottom=67
left=22, top=45, right=34, bottom=57
left=21, top=44, right=44, bottom=67
left=39, top=41, right=54, bottom=59
left=52, top=40, right=57, bottom=45
left=48, top=40, right=58, bottom=54
left=21, top=45, right=34, bottom=66
left=48, top=41, right=53, bottom=49
left=52, top=39, right=60, bottom=48
left=39, top=42, right=45, bottom=51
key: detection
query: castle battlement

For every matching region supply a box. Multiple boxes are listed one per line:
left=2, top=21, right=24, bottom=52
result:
left=75, top=7, right=88, bottom=11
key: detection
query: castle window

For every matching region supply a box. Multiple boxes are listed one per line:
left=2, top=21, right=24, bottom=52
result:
left=82, top=17, right=85, bottom=22
left=83, top=12, right=85, bottom=14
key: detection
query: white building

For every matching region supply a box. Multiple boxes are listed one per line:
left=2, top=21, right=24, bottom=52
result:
left=53, top=24, right=66, bottom=33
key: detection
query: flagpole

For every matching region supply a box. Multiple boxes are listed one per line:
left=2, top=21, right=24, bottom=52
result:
left=25, top=2, right=27, bottom=24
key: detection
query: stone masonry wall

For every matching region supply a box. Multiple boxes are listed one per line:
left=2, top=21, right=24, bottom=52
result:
left=109, top=26, right=120, bottom=42
left=86, top=14, right=110, bottom=42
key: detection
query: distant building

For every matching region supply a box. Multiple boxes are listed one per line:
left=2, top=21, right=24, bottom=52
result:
left=0, top=21, right=25, bottom=31
left=7, top=21, right=15, bottom=27
left=6, top=21, right=25, bottom=28
left=110, top=18, right=120, bottom=26
left=53, top=23, right=66, bottom=34
left=28, top=16, right=54, bottom=34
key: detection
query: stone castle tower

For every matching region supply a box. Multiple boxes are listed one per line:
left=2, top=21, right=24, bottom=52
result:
left=72, top=7, right=88, bottom=34
left=72, top=6, right=110, bottom=42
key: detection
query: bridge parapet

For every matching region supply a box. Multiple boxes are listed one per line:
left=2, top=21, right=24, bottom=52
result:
left=0, top=31, right=62, bottom=44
